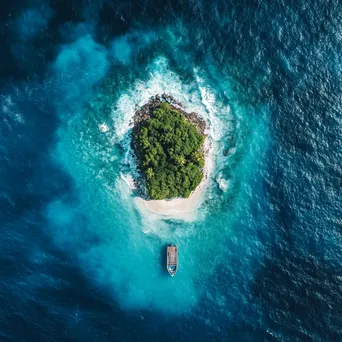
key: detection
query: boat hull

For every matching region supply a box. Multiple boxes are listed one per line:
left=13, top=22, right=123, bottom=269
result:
left=167, top=245, right=178, bottom=276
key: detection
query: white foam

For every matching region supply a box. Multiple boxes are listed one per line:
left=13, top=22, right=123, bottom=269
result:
left=98, top=123, right=109, bottom=133
left=120, top=172, right=136, bottom=190
left=47, top=48, right=247, bottom=312
left=193, top=69, right=231, bottom=141
left=216, top=173, right=230, bottom=192
left=110, top=57, right=236, bottom=229
left=112, top=57, right=232, bottom=145
left=112, top=93, right=135, bottom=140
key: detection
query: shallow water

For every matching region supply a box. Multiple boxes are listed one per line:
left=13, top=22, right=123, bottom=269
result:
left=1, top=0, right=341, bottom=341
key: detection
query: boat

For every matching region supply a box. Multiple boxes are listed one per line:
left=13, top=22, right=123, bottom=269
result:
left=167, top=244, right=178, bottom=276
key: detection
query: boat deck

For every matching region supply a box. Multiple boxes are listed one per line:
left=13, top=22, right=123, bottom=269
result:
left=167, top=245, right=178, bottom=266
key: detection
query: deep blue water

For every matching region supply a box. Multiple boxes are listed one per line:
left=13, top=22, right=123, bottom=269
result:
left=1, top=0, right=341, bottom=341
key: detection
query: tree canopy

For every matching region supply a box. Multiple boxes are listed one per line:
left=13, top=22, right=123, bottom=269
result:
left=133, top=102, right=205, bottom=200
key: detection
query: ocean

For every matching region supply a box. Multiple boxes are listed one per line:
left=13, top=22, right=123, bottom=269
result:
left=0, top=0, right=341, bottom=341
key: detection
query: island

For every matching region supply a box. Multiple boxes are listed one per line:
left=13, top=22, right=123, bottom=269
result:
left=131, top=94, right=208, bottom=204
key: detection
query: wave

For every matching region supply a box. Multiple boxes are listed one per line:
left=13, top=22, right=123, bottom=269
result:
left=43, top=27, right=269, bottom=313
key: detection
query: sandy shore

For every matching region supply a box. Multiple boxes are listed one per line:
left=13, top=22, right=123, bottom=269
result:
left=134, top=137, right=213, bottom=220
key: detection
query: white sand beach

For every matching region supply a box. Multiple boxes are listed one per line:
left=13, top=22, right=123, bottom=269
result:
left=134, top=137, right=214, bottom=220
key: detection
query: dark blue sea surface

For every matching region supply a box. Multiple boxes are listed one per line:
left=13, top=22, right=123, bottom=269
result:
left=1, top=0, right=341, bottom=341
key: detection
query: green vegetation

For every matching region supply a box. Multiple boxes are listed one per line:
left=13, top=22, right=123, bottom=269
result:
left=133, top=102, right=205, bottom=200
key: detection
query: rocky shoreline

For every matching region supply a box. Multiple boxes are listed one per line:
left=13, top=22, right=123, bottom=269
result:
left=130, top=94, right=209, bottom=200
left=132, top=94, right=207, bottom=135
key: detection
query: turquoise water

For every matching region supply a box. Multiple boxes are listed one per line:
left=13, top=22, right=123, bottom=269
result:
left=1, top=0, right=341, bottom=340
left=47, top=41, right=270, bottom=311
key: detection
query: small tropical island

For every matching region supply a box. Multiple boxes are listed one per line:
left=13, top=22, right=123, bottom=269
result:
left=131, top=94, right=209, bottom=208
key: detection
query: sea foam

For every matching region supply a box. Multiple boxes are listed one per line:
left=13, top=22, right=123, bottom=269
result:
left=45, top=32, right=253, bottom=313
left=111, top=57, right=230, bottom=227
